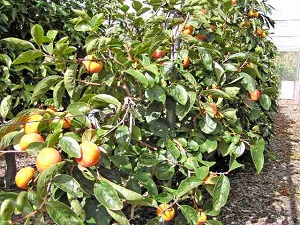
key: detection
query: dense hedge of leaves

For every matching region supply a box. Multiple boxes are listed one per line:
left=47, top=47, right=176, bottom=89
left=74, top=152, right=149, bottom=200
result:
left=0, top=0, right=278, bottom=224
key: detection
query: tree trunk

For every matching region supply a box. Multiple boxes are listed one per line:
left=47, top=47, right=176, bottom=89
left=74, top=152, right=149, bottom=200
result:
left=4, top=153, right=16, bottom=188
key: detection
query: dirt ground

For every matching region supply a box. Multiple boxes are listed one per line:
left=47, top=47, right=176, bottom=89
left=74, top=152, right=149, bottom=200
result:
left=219, top=99, right=300, bottom=225
left=1, top=99, right=300, bottom=225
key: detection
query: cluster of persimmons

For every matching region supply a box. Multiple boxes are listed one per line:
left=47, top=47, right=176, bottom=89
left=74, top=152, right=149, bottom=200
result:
left=15, top=111, right=101, bottom=190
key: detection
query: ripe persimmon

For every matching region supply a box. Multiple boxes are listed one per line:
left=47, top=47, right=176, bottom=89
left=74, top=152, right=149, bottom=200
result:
left=19, top=133, right=44, bottom=151
left=183, top=56, right=190, bottom=68
left=195, top=33, right=207, bottom=42
left=181, top=24, right=194, bottom=35
left=249, top=89, right=261, bottom=101
left=15, top=167, right=35, bottom=189
left=199, top=9, right=207, bottom=14
left=210, top=103, right=218, bottom=116
left=36, top=148, right=62, bottom=172
left=247, top=10, right=254, bottom=18
left=260, top=32, right=267, bottom=38
left=253, top=11, right=260, bottom=18
left=197, top=211, right=207, bottom=225
left=256, top=28, right=263, bottom=36
left=24, top=114, right=43, bottom=134
left=83, top=55, right=103, bottom=73
left=76, top=141, right=100, bottom=167
left=231, top=0, right=238, bottom=6
left=153, top=49, right=165, bottom=60
left=156, top=203, right=175, bottom=222
left=53, top=112, right=73, bottom=128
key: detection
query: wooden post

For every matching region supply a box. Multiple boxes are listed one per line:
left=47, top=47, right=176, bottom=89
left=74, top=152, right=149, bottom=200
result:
left=4, top=153, right=16, bottom=188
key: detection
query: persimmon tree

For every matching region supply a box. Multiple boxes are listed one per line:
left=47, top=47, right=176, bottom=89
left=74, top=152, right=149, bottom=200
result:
left=0, top=0, right=278, bottom=224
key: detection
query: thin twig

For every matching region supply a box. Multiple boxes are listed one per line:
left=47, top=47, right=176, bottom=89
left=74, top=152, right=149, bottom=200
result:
left=135, top=140, right=158, bottom=151
left=0, top=150, right=26, bottom=153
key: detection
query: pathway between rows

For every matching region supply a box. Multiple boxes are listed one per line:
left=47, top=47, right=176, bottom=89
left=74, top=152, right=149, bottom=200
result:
left=220, top=99, right=300, bottom=224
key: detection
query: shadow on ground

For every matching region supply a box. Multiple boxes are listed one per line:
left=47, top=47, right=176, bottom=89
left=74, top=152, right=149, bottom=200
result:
left=219, top=100, right=300, bottom=225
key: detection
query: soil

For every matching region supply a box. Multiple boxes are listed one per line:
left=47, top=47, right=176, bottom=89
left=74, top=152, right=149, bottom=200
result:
left=1, top=99, right=300, bottom=225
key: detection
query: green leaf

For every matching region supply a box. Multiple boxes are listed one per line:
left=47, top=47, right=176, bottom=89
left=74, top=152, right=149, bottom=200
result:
left=145, top=101, right=162, bottom=123
left=223, top=63, right=238, bottom=72
left=242, top=64, right=261, bottom=80
left=46, top=131, right=62, bottom=148
left=53, top=80, right=65, bottom=109
left=12, top=50, right=43, bottom=65
left=134, top=173, right=158, bottom=196
left=199, top=47, right=213, bottom=70
left=233, top=142, right=245, bottom=157
left=201, top=89, right=231, bottom=100
left=195, top=166, right=209, bottom=181
left=213, top=62, right=225, bottom=84
left=200, top=139, right=218, bottom=153
left=250, top=139, right=265, bottom=173
left=100, top=178, right=157, bottom=207
left=223, top=87, right=240, bottom=98
left=94, top=181, right=123, bottom=210
left=169, top=84, right=188, bottom=105
left=181, top=72, right=199, bottom=89
left=166, top=139, right=180, bottom=159
left=0, top=95, right=12, bottom=120
left=259, top=94, right=271, bottom=110
left=241, top=73, right=256, bottom=92
left=207, top=220, right=223, bottom=225
left=213, top=175, right=230, bottom=210
left=176, top=91, right=196, bottom=121
left=0, top=54, right=12, bottom=67
left=59, top=136, right=81, bottom=158
left=74, top=20, right=93, bottom=32
left=37, top=162, right=65, bottom=197
left=145, top=85, right=166, bottom=103
left=229, top=157, right=244, bottom=172
left=106, top=208, right=130, bottom=225
left=179, top=205, right=198, bottom=225
left=115, top=125, right=131, bottom=146
left=132, top=0, right=143, bottom=11
left=200, top=114, right=217, bottom=134
left=0, top=192, right=32, bottom=214
left=46, top=200, right=84, bottom=225
left=176, top=177, right=202, bottom=198
left=1, top=38, right=35, bottom=50
left=53, top=174, right=83, bottom=198
left=90, top=94, right=121, bottom=112
left=82, top=129, right=98, bottom=143
left=47, top=30, right=58, bottom=40
left=0, top=199, right=15, bottom=222
left=227, top=52, right=249, bottom=61
left=144, top=64, right=160, bottom=76
left=111, top=155, right=132, bottom=173
left=125, top=69, right=148, bottom=86
left=0, top=131, right=18, bottom=149
left=64, top=64, right=77, bottom=98
left=222, top=108, right=237, bottom=123
left=84, top=201, right=110, bottom=225
left=31, top=24, right=44, bottom=46
left=154, top=161, right=174, bottom=180
left=146, top=217, right=161, bottom=225
left=31, top=75, right=63, bottom=103
left=72, top=9, right=91, bottom=20
left=149, top=120, right=169, bottom=138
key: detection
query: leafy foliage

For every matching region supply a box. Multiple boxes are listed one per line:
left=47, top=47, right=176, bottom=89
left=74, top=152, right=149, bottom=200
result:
left=0, top=0, right=278, bottom=224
